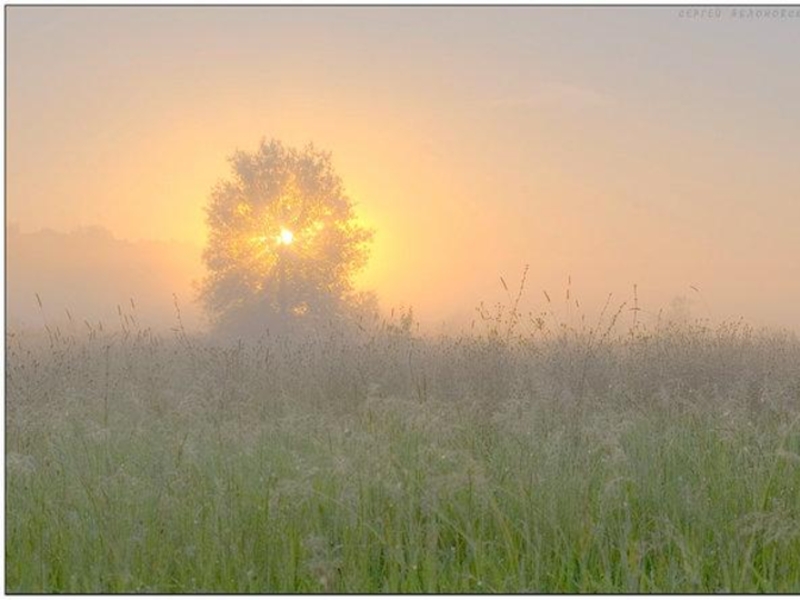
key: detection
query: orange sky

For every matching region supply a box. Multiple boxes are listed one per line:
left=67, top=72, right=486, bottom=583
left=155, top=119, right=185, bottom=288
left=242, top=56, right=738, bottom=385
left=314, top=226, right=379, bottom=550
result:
left=6, top=7, right=800, bottom=332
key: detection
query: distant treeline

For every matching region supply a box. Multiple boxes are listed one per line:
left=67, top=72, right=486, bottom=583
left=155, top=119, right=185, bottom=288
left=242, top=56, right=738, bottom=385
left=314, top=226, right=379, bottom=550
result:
left=6, top=224, right=205, bottom=331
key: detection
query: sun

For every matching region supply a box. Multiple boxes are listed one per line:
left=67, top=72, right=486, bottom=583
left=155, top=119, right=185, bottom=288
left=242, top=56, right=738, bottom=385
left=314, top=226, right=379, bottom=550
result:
left=277, top=228, right=294, bottom=246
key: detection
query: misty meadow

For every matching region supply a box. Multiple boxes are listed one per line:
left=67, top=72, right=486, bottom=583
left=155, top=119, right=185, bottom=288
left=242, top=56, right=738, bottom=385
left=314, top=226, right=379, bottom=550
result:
left=7, top=5, right=800, bottom=594
left=7, top=294, right=800, bottom=592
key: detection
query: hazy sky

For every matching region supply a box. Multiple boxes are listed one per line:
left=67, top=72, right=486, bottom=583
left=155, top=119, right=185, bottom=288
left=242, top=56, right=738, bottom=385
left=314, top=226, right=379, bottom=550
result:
left=7, top=7, right=800, bottom=331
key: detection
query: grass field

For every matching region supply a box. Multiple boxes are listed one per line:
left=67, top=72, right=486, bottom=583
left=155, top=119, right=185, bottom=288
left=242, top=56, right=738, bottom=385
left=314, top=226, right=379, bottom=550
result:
left=6, top=305, right=800, bottom=592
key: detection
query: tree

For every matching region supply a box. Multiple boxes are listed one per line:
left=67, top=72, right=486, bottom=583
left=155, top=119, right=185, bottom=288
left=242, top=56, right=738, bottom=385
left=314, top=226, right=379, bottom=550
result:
left=199, top=139, right=373, bottom=337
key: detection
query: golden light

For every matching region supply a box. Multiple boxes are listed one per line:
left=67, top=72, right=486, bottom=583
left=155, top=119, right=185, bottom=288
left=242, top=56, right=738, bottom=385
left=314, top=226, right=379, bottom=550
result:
left=277, top=228, right=294, bottom=246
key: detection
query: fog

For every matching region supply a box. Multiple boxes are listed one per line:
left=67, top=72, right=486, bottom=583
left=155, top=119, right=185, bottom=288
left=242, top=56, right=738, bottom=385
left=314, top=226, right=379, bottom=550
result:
left=6, top=9, right=800, bottom=593
left=6, top=224, right=204, bottom=332
left=6, top=7, right=800, bottom=334
left=7, top=220, right=800, bottom=336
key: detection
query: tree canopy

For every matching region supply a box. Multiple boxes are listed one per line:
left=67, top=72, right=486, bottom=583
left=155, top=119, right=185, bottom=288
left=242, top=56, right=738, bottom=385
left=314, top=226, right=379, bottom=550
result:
left=199, top=139, right=373, bottom=336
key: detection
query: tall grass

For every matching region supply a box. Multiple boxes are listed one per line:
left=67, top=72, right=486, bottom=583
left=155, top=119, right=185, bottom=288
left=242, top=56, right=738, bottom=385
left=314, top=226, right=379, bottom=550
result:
left=6, top=290, right=800, bottom=592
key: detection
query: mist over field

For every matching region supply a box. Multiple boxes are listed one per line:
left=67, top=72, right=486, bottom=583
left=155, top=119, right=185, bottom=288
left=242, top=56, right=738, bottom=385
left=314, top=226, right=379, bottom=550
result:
left=6, top=5, right=800, bottom=594
left=7, top=282, right=800, bottom=592
left=7, top=224, right=205, bottom=331
left=7, top=221, right=800, bottom=338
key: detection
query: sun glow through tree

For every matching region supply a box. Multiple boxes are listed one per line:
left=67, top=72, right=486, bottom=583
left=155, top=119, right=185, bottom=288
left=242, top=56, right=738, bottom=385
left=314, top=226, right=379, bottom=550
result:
left=277, top=228, right=294, bottom=246
left=199, top=139, right=373, bottom=336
